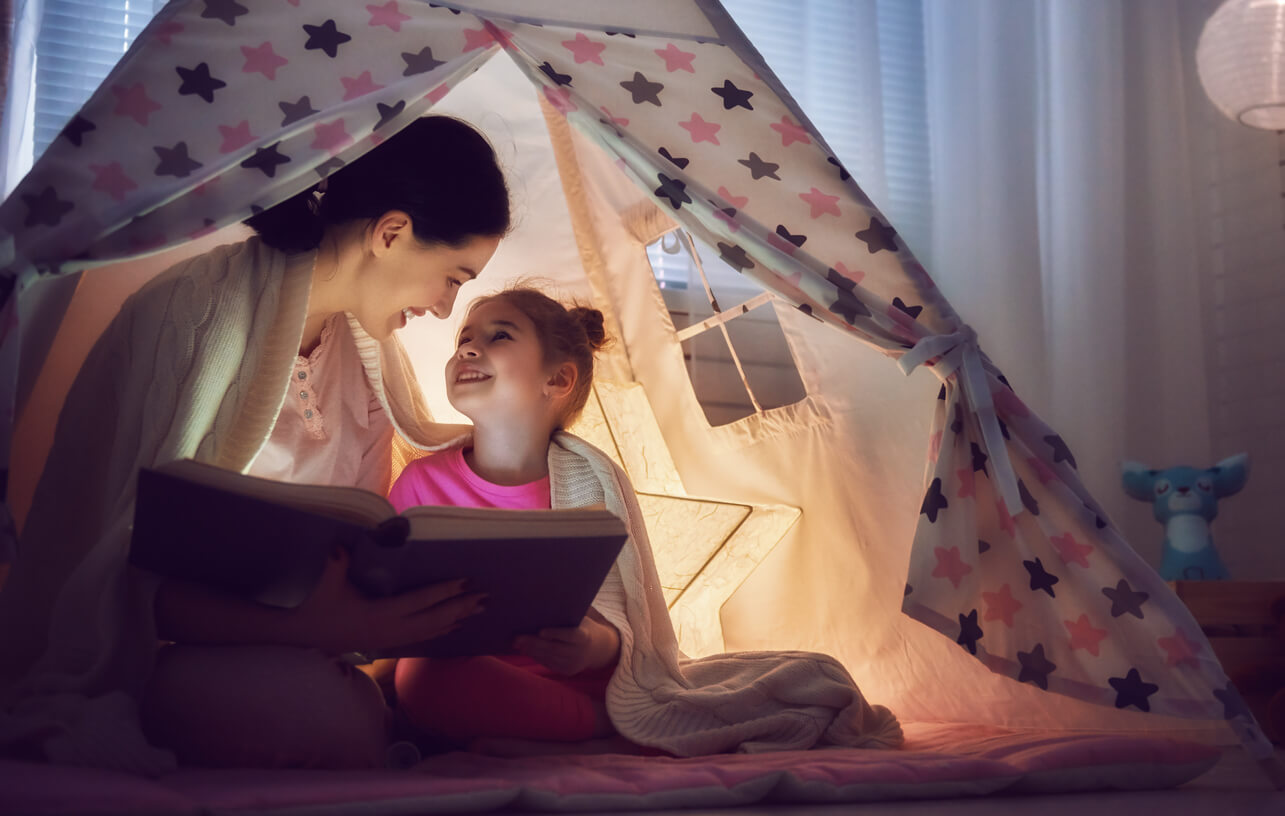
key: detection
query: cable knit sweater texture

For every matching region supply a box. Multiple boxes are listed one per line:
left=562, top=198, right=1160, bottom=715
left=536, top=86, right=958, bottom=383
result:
left=0, top=238, right=901, bottom=773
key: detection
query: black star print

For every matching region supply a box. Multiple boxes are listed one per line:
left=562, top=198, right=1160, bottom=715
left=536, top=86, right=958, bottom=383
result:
left=176, top=63, right=226, bottom=104
left=938, top=385, right=947, bottom=401
left=711, top=79, right=753, bottom=110
left=775, top=225, right=806, bottom=248
left=950, top=403, right=964, bottom=434
left=658, top=147, right=689, bottom=169
left=653, top=173, right=691, bottom=210
left=620, top=72, right=663, bottom=106
left=957, top=609, right=983, bottom=655
left=314, top=157, right=345, bottom=179
left=303, top=20, right=352, bottom=59
left=920, top=478, right=948, bottom=523
left=21, top=186, right=74, bottom=227
left=1024, top=558, right=1059, bottom=598
left=240, top=143, right=290, bottom=178
left=540, top=62, right=573, bottom=87
left=279, top=96, right=319, bottom=127
left=1109, top=668, right=1159, bottom=712
left=153, top=142, right=202, bottom=178
left=827, top=155, right=850, bottom=181
left=717, top=242, right=755, bottom=272
left=998, top=418, right=1010, bottom=440
left=402, top=47, right=445, bottom=77
left=856, top=217, right=898, bottom=253
left=604, top=31, right=636, bottom=38
left=1017, top=643, right=1056, bottom=690
left=1213, top=683, right=1252, bottom=720
left=738, top=152, right=780, bottom=181
left=202, top=0, right=248, bottom=26
left=978, top=539, right=991, bottom=554
left=60, top=116, right=95, bottom=147
left=970, top=442, right=988, bottom=475
left=826, top=268, right=870, bottom=324
left=375, top=100, right=406, bottom=131
left=1045, top=434, right=1077, bottom=469
left=892, top=298, right=922, bottom=319
left=1018, top=479, right=1039, bottom=516
left=1102, top=579, right=1148, bottom=619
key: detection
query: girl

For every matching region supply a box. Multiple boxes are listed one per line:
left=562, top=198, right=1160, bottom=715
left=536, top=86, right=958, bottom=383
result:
left=388, top=288, right=619, bottom=748
left=0, top=116, right=510, bottom=771
left=386, top=288, right=906, bottom=757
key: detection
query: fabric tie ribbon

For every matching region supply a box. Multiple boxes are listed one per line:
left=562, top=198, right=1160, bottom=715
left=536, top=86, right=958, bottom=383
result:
left=897, top=324, right=1023, bottom=517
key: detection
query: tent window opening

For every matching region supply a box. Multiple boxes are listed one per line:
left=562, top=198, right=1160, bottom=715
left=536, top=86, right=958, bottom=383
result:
left=646, top=231, right=807, bottom=427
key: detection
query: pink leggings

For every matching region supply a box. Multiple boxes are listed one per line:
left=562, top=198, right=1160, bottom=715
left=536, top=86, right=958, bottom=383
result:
left=394, top=655, right=613, bottom=743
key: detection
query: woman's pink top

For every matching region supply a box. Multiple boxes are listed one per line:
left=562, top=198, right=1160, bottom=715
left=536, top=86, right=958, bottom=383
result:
left=248, top=313, right=394, bottom=492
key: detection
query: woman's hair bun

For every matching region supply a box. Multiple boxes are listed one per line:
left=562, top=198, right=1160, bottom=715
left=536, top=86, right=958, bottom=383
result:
left=569, top=306, right=607, bottom=351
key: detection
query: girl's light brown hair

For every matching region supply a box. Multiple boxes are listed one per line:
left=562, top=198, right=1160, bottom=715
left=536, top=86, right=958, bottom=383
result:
left=467, top=287, right=609, bottom=428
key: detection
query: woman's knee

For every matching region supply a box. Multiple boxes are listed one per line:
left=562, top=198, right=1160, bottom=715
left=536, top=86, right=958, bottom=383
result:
left=143, top=644, right=389, bottom=769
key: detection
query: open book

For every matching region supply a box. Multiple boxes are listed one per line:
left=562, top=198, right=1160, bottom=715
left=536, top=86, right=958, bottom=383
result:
left=130, top=459, right=627, bottom=658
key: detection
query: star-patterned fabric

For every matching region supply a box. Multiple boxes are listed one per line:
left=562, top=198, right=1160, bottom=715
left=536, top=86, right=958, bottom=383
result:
left=0, top=0, right=1269, bottom=759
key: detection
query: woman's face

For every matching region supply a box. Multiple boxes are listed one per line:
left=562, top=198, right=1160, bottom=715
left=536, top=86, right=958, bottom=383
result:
left=356, top=230, right=501, bottom=341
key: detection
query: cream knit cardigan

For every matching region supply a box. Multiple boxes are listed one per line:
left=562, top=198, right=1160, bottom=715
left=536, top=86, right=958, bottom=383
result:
left=0, top=237, right=901, bottom=774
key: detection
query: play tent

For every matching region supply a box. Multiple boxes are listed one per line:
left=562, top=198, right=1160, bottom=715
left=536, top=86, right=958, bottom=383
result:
left=0, top=0, right=1275, bottom=801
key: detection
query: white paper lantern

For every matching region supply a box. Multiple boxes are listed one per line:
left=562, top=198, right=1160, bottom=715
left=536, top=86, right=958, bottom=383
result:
left=1196, top=0, right=1285, bottom=129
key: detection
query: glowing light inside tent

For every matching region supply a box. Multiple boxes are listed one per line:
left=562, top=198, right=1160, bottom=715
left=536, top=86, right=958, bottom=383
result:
left=1196, top=0, right=1285, bottom=129
left=570, top=381, right=799, bottom=656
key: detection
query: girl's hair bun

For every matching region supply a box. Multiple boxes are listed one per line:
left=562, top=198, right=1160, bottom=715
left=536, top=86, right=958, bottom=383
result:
left=569, top=306, right=607, bottom=351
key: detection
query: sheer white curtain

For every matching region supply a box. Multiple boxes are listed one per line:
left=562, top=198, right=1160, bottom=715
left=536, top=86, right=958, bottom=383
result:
left=921, top=0, right=1285, bottom=575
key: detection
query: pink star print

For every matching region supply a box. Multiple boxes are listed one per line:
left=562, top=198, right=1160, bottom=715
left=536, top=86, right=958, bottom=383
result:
left=768, top=232, right=799, bottom=256
left=831, top=262, right=865, bottom=286
left=1051, top=532, right=1093, bottom=568
left=241, top=41, right=288, bottom=80
left=1157, top=628, right=1203, bottom=668
left=426, top=84, right=450, bottom=104
left=982, top=584, right=1022, bottom=628
left=679, top=113, right=721, bottom=145
left=996, top=498, right=1015, bottom=537
left=367, top=1, right=410, bottom=32
left=601, top=107, right=629, bottom=127
left=1027, top=456, right=1057, bottom=485
left=155, top=20, right=184, bottom=46
left=770, top=115, right=811, bottom=147
left=992, top=387, right=1030, bottom=419
left=311, top=120, right=353, bottom=154
left=713, top=186, right=747, bottom=231
left=928, top=431, right=943, bottom=463
left=956, top=467, right=975, bottom=498
left=463, top=26, right=513, bottom=52
left=1065, top=614, right=1108, bottom=656
left=340, top=71, right=384, bottom=101
left=543, top=86, right=577, bottom=115
left=798, top=187, right=840, bottom=219
left=218, top=121, right=254, bottom=154
left=563, top=33, right=605, bottom=65
left=111, top=83, right=161, bottom=126
left=654, top=43, right=696, bottom=73
left=89, top=161, right=137, bottom=202
left=932, top=546, right=973, bottom=589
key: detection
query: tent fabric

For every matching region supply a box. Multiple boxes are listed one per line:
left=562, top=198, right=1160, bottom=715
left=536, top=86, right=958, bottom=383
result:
left=0, top=0, right=1272, bottom=765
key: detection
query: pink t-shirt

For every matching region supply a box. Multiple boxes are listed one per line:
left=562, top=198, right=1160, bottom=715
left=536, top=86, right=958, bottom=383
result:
left=388, top=447, right=551, bottom=512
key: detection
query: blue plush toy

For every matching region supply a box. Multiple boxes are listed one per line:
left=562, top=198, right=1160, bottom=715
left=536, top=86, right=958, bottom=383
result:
left=1121, top=454, right=1249, bottom=580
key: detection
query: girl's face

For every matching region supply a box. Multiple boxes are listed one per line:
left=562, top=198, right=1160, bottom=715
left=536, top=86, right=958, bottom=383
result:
left=446, top=299, right=560, bottom=426
left=355, top=230, right=501, bottom=341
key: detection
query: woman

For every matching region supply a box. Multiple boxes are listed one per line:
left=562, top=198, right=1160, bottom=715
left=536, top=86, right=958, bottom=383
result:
left=0, top=116, right=510, bottom=771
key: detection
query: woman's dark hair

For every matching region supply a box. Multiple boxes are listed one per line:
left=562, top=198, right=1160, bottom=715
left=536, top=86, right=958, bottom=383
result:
left=468, top=287, right=609, bottom=429
left=246, top=116, right=511, bottom=254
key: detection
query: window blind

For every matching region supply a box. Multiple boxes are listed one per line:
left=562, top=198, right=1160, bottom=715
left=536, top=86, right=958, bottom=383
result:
left=32, top=0, right=166, bottom=159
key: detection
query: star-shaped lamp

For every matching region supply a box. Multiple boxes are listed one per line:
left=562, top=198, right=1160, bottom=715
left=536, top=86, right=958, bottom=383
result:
left=569, top=380, right=800, bottom=657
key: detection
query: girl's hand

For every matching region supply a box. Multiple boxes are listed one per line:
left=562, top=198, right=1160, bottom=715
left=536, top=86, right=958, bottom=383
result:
left=290, top=548, right=485, bottom=655
left=513, top=610, right=620, bottom=676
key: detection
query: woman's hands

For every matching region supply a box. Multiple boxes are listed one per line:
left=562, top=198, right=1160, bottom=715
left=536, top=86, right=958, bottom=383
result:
left=513, top=608, right=620, bottom=676
left=289, top=548, right=485, bottom=656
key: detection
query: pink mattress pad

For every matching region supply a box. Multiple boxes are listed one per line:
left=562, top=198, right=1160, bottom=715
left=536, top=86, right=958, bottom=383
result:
left=1, top=722, right=1221, bottom=814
